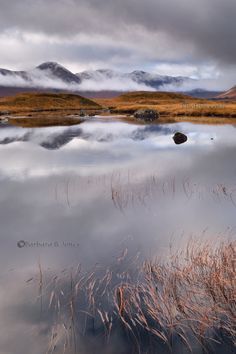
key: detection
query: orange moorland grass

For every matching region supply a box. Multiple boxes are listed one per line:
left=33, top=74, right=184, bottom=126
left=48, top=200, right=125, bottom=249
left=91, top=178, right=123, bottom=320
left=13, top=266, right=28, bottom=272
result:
left=32, top=240, right=235, bottom=353
left=0, top=92, right=102, bottom=115
left=1, top=91, right=236, bottom=126
left=95, top=91, right=236, bottom=124
left=0, top=92, right=103, bottom=127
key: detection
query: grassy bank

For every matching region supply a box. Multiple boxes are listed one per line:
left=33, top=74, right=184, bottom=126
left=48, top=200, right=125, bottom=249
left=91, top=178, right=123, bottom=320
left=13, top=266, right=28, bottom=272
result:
left=0, top=92, right=102, bottom=115
left=1, top=91, right=236, bottom=126
left=96, top=91, right=236, bottom=124
left=0, top=92, right=103, bottom=127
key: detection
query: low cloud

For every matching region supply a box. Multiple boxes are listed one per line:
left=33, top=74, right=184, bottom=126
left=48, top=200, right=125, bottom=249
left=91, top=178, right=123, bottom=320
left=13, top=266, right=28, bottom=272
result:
left=162, top=75, right=235, bottom=92
left=0, top=70, right=78, bottom=90
left=1, top=69, right=233, bottom=92
left=0, top=69, right=156, bottom=92
left=78, top=77, right=154, bottom=92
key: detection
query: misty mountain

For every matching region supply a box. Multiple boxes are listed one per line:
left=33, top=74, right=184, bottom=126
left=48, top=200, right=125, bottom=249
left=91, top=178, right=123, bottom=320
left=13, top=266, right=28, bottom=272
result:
left=0, top=62, right=193, bottom=91
left=36, top=62, right=81, bottom=84
left=0, top=62, right=80, bottom=87
left=76, top=68, right=192, bottom=90
left=129, top=70, right=189, bottom=88
left=0, top=68, right=30, bottom=81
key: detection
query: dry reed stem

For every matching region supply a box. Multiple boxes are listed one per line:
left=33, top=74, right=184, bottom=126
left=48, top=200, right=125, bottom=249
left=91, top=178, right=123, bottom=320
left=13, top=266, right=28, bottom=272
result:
left=37, top=241, right=235, bottom=353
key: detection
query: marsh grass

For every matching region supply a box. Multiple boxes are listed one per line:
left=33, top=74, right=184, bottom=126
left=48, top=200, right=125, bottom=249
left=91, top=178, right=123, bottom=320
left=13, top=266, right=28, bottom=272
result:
left=0, top=92, right=102, bottom=113
left=1, top=91, right=236, bottom=125
left=33, top=241, right=235, bottom=353
left=96, top=91, right=236, bottom=123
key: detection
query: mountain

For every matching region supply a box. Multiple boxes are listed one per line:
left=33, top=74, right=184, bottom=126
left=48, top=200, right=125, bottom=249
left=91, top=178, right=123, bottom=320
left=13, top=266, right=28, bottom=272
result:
left=129, top=70, right=189, bottom=88
left=0, top=68, right=30, bottom=81
left=77, top=69, right=121, bottom=81
left=216, top=86, right=236, bottom=100
left=0, top=62, right=81, bottom=84
left=36, top=62, right=81, bottom=84
left=0, top=62, right=193, bottom=92
left=76, top=68, right=193, bottom=90
left=0, top=62, right=81, bottom=89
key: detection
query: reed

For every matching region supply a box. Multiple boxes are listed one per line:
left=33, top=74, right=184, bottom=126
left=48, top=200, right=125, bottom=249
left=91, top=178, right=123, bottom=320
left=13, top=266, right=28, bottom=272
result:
left=34, top=241, right=235, bottom=353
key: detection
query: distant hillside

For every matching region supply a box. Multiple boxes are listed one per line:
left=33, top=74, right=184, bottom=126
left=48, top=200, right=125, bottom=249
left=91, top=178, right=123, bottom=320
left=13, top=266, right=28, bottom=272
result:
left=117, top=91, right=193, bottom=102
left=0, top=92, right=102, bottom=114
left=183, top=89, right=222, bottom=99
left=0, top=86, right=67, bottom=97
left=96, top=91, right=193, bottom=113
left=217, top=86, right=236, bottom=100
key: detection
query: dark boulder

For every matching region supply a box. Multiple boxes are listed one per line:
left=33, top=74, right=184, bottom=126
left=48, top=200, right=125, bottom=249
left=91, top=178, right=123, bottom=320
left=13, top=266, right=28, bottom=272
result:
left=79, top=110, right=86, bottom=117
left=173, top=132, right=188, bottom=145
left=134, top=109, right=160, bottom=122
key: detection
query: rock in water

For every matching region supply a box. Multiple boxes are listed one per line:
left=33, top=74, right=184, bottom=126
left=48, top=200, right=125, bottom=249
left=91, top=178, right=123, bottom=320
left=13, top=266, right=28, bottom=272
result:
left=79, top=110, right=86, bottom=117
left=173, top=132, right=188, bottom=145
left=134, top=109, right=160, bottom=122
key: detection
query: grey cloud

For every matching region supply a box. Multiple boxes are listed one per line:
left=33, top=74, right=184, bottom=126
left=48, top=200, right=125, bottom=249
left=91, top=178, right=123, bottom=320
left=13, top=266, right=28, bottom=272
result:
left=0, top=0, right=235, bottom=64
left=0, top=0, right=235, bottom=86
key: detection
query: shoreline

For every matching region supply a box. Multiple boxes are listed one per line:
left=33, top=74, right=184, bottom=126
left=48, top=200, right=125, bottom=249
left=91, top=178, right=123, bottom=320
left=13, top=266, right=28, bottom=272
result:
left=2, top=112, right=236, bottom=128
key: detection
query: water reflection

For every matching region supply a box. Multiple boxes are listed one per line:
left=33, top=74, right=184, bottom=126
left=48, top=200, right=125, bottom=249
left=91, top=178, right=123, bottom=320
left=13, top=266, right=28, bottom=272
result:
left=0, top=118, right=236, bottom=353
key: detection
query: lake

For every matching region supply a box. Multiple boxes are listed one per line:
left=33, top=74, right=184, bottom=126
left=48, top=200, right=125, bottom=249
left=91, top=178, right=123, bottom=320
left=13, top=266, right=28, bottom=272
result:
left=0, top=117, right=235, bottom=353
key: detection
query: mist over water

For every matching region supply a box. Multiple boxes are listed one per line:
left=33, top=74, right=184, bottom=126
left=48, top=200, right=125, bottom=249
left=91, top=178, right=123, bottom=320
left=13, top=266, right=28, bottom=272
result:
left=0, top=118, right=236, bottom=353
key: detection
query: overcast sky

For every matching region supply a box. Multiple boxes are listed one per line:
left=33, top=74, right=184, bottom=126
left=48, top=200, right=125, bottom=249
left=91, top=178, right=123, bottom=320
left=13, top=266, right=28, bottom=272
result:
left=0, top=0, right=235, bottom=88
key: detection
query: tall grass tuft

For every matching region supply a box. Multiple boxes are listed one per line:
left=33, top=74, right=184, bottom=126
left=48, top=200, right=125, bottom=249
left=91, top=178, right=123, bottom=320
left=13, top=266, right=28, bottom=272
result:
left=36, top=241, right=235, bottom=353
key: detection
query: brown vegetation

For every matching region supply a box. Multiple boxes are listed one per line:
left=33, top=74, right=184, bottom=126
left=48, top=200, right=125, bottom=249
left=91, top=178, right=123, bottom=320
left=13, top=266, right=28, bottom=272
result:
left=0, top=92, right=103, bottom=127
left=96, top=91, right=236, bottom=124
left=0, top=92, right=102, bottom=115
left=1, top=91, right=236, bottom=126
left=32, top=241, right=236, bottom=353
left=217, top=86, right=236, bottom=100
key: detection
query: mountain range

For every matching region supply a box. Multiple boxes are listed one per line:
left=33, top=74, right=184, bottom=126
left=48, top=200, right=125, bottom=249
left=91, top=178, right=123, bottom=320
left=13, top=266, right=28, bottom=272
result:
left=0, top=61, right=193, bottom=92
left=76, top=68, right=192, bottom=89
left=1, top=62, right=234, bottom=100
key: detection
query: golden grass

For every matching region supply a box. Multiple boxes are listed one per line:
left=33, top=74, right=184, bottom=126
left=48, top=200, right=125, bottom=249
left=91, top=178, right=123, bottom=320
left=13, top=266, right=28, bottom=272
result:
left=95, top=91, right=236, bottom=124
left=1, top=91, right=236, bottom=125
left=0, top=92, right=102, bottom=114
left=33, top=240, right=236, bottom=353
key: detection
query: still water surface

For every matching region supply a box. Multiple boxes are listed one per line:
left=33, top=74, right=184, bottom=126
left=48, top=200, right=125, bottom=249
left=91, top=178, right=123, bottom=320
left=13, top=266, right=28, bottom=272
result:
left=0, top=117, right=236, bottom=353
